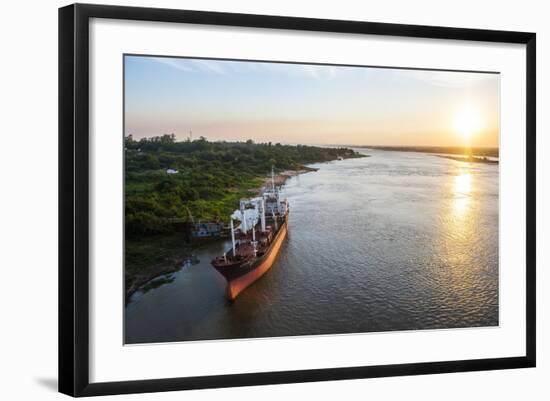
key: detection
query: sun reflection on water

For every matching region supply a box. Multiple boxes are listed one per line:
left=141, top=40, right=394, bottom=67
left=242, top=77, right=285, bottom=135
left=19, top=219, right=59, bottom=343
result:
left=452, top=170, right=472, bottom=217
left=434, top=167, right=479, bottom=298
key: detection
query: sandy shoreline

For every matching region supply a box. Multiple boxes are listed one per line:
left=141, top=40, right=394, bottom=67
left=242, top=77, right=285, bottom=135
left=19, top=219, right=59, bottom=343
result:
left=256, top=155, right=370, bottom=193
left=436, top=154, right=499, bottom=165
left=255, top=165, right=319, bottom=194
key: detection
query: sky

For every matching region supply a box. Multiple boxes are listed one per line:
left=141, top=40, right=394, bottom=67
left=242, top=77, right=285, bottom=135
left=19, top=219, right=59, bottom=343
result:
left=124, top=55, right=499, bottom=147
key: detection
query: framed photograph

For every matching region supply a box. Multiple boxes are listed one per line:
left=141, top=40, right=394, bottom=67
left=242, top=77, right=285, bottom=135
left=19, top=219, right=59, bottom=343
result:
left=58, top=3, right=536, bottom=397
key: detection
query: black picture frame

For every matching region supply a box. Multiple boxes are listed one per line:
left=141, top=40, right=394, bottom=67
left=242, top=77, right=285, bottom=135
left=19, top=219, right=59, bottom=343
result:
left=59, top=3, right=536, bottom=397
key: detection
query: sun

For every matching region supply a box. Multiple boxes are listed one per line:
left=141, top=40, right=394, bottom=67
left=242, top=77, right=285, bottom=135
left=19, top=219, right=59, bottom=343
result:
left=453, top=107, right=482, bottom=141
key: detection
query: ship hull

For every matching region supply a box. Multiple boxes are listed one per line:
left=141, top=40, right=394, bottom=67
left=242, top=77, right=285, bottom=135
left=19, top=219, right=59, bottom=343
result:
left=225, top=220, right=288, bottom=301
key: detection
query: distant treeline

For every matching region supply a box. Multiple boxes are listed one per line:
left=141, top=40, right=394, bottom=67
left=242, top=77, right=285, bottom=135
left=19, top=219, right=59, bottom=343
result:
left=125, top=134, right=362, bottom=236
left=361, top=145, right=499, bottom=158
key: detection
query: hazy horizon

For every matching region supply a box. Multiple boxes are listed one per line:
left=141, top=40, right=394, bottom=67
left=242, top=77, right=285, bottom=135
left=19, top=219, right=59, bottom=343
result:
left=125, top=55, right=500, bottom=148
left=125, top=134, right=499, bottom=150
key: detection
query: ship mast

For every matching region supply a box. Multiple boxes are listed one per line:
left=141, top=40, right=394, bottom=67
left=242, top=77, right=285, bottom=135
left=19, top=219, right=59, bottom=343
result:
left=230, top=218, right=236, bottom=256
left=251, top=218, right=257, bottom=256
left=272, top=211, right=278, bottom=230
left=260, top=198, right=266, bottom=232
left=240, top=201, right=247, bottom=232
left=271, top=165, right=275, bottom=192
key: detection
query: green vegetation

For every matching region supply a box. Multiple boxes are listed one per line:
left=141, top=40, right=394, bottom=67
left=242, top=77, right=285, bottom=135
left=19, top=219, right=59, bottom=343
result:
left=125, top=134, right=363, bottom=236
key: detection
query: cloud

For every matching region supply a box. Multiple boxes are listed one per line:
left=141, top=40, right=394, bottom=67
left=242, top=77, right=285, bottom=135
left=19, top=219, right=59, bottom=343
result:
left=254, top=62, right=340, bottom=79
left=150, top=57, right=227, bottom=75
left=150, top=57, right=194, bottom=72
left=149, top=55, right=494, bottom=88
left=189, top=59, right=227, bottom=74
left=148, top=56, right=343, bottom=80
left=402, top=69, right=497, bottom=88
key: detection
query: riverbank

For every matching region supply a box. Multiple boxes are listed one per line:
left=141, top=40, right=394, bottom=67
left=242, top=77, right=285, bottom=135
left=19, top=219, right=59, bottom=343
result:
left=125, top=148, right=365, bottom=301
left=258, top=155, right=370, bottom=192
left=436, top=155, right=499, bottom=164
left=258, top=165, right=318, bottom=191
left=125, top=232, right=199, bottom=301
left=362, top=145, right=498, bottom=158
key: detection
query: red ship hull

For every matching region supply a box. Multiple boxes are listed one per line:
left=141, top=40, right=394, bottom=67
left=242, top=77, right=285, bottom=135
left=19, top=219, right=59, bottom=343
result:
left=225, top=221, right=288, bottom=300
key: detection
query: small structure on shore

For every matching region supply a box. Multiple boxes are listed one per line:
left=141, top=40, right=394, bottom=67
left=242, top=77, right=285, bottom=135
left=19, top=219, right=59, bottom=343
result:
left=191, top=222, right=226, bottom=238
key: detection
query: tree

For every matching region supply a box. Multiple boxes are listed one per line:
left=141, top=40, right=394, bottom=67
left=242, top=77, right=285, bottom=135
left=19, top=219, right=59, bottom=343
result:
left=160, top=133, right=176, bottom=144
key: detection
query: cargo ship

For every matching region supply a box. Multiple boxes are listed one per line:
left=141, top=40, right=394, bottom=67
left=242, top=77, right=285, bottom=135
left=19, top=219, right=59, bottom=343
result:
left=212, top=169, right=289, bottom=301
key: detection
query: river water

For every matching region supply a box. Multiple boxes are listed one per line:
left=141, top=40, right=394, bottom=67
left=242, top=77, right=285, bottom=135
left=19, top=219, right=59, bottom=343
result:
left=125, top=149, right=499, bottom=344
